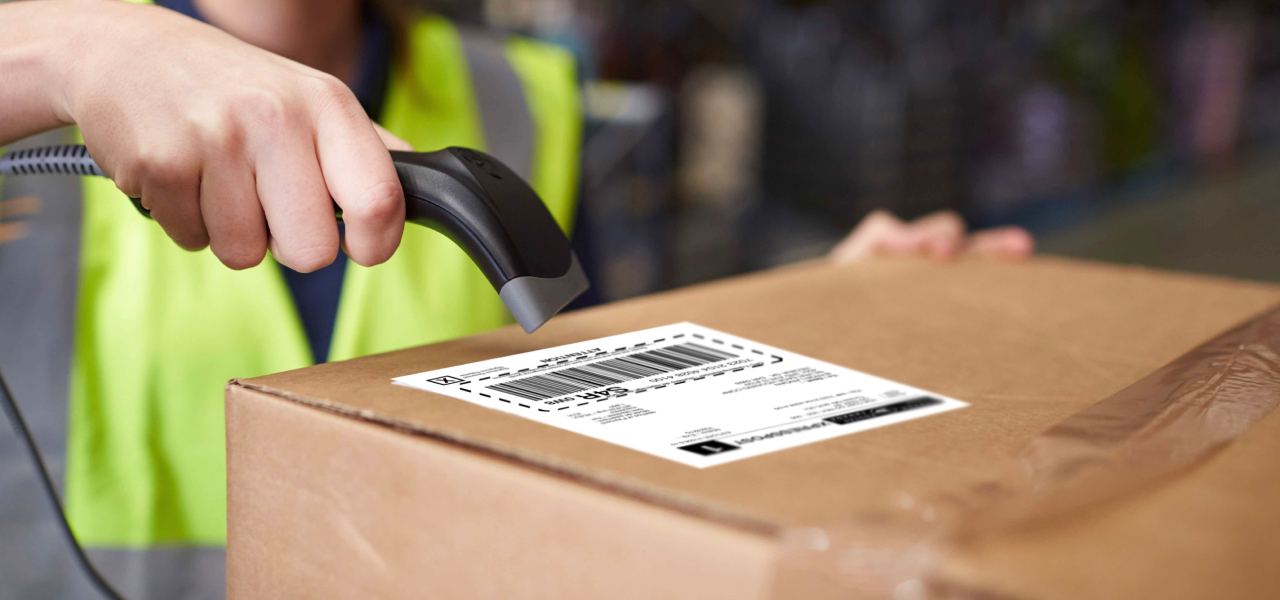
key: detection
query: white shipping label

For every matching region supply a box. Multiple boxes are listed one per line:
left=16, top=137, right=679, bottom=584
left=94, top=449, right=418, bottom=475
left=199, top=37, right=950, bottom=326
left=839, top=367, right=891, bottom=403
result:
left=393, top=323, right=967, bottom=468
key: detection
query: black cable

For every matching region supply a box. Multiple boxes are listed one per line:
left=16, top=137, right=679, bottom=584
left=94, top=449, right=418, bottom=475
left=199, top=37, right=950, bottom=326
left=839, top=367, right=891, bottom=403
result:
left=0, top=145, right=106, bottom=177
left=0, top=146, right=151, bottom=219
left=0, top=366, right=124, bottom=600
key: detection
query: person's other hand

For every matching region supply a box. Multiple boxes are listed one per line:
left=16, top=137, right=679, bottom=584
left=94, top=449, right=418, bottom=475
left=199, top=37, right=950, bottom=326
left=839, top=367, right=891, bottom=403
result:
left=53, top=1, right=409, bottom=271
left=829, top=210, right=1034, bottom=263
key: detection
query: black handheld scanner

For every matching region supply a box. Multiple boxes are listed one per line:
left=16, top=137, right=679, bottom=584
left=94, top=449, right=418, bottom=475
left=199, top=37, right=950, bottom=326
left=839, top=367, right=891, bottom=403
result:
left=386, top=147, right=588, bottom=332
left=0, top=144, right=589, bottom=332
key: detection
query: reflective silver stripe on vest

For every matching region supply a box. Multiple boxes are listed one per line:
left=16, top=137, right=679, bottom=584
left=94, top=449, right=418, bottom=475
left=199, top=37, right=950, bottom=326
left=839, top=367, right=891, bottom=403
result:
left=458, top=27, right=536, bottom=181
left=87, top=547, right=226, bottom=600
left=0, top=132, right=227, bottom=600
left=0, top=129, right=108, bottom=599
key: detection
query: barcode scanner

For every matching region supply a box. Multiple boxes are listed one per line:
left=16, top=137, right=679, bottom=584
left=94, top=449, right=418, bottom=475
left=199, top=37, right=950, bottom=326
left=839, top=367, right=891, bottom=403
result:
left=0, top=145, right=589, bottom=332
left=389, top=148, right=588, bottom=332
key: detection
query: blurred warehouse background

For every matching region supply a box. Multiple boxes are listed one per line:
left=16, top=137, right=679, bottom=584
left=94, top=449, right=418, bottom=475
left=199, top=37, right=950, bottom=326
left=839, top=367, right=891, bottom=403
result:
left=434, top=0, right=1280, bottom=300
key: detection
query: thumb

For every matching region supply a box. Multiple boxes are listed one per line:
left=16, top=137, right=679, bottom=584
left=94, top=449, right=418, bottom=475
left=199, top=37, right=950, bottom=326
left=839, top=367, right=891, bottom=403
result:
left=374, top=123, right=414, bottom=151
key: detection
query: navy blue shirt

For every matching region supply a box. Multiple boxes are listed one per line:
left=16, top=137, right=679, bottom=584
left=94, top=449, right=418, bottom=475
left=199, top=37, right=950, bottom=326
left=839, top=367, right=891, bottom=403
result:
left=157, top=0, right=391, bottom=363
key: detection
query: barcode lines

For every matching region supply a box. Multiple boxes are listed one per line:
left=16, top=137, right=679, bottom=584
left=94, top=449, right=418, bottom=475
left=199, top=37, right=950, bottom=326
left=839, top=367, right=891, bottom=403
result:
left=486, top=342, right=737, bottom=401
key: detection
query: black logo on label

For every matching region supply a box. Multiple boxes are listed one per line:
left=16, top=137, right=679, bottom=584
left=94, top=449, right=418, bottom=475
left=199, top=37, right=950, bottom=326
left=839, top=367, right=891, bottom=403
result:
left=677, top=440, right=740, bottom=456
left=823, top=396, right=943, bottom=425
left=428, top=376, right=468, bottom=386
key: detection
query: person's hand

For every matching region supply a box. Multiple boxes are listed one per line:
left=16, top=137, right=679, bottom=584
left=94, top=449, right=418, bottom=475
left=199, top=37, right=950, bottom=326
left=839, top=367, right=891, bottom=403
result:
left=829, top=210, right=1033, bottom=263
left=27, top=1, right=410, bottom=271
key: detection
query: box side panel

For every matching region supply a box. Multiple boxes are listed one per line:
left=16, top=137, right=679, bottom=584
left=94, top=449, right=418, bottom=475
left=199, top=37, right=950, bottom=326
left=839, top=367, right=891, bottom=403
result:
left=227, top=385, right=778, bottom=599
left=242, top=258, right=1280, bottom=529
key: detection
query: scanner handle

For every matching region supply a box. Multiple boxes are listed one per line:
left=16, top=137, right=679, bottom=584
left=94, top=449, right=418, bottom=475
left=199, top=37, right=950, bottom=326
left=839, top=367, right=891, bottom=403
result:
left=386, top=147, right=573, bottom=286
left=383, top=147, right=588, bottom=332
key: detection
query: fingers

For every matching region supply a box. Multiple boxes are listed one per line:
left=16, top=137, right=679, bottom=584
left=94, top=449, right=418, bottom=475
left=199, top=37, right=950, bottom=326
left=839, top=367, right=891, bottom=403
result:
left=61, top=5, right=416, bottom=271
left=111, top=98, right=404, bottom=270
left=374, top=123, right=413, bottom=151
left=201, top=151, right=267, bottom=270
left=910, top=211, right=966, bottom=259
left=312, top=80, right=404, bottom=266
left=829, top=210, right=907, bottom=263
left=830, top=210, right=964, bottom=263
left=138, top=151, right=207, bottom=251
left=831, top=210, right=1035, bottom=263
left=254, top=129, right=339, bottom=273
left=967, top=226, right=1035, bottom=259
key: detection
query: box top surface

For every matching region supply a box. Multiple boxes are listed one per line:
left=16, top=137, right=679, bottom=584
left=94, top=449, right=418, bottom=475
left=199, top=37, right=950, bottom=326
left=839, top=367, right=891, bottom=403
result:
left=239, top=257, right=1280, bottom=534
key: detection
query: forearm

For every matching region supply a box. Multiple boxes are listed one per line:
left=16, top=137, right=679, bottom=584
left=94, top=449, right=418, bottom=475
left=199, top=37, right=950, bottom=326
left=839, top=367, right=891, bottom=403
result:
left=0, top=0, right=80, bottom=144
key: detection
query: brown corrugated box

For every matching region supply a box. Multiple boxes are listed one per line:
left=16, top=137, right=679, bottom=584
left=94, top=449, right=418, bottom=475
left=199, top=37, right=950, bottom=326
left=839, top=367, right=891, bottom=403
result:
left=226, top=257, right=1280, bottom=598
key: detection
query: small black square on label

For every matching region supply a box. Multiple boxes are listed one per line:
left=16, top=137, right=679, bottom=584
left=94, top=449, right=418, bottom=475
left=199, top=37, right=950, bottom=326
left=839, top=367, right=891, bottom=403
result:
left=677, top=440, right=740, bottom=456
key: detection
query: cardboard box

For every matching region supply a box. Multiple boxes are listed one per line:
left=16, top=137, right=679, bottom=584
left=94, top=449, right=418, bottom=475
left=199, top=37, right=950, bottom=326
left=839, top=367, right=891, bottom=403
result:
left=227, top=257, right=1280, bottom=598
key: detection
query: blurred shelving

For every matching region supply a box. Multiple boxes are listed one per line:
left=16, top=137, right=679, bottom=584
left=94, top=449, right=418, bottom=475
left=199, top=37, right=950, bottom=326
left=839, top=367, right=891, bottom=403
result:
left=463, top=0, right=1280, bottom=296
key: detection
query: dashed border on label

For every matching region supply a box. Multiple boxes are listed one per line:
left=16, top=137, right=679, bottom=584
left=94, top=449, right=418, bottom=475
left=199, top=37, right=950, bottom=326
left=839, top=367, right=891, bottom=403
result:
left=451, top=332, right=784, bottom=412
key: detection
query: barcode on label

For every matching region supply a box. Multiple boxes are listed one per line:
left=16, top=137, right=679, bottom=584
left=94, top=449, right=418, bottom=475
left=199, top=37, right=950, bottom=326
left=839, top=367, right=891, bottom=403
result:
left=487, top=342, right=738, bottom=401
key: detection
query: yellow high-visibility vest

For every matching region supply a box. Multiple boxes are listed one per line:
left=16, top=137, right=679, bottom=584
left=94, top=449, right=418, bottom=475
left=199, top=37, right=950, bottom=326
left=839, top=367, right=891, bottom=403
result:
left=61, top=14, right=580, bottom=547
